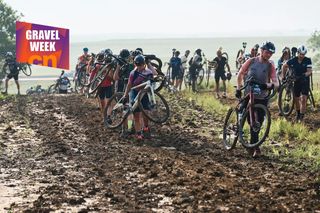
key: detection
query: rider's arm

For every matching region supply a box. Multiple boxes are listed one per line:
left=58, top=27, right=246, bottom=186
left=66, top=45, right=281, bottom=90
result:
left=281, top=63, right=289, bottom=79
left=147, top=63, right=157, bottom=75
left=304, top=58, right=312, bottom=77
left=237, top=58, right=251, bottom=89
left=113, top=64, right=121, bottom=81
left=267, top=63, right=279, bottom=89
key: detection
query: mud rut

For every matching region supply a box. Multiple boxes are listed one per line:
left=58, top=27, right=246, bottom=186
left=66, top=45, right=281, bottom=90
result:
left=0, top=93, right=319, bottom=212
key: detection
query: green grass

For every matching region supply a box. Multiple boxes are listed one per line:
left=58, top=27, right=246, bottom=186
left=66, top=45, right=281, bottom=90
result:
left=181, top=86, right=320, bottom=169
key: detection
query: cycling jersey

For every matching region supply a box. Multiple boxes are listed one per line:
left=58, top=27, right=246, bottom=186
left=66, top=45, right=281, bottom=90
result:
left=287, top=57, right=312, bottom=77
left=78, top=54, right=91, bottom=65
left=180, top=55, right=188, bottom=69
left=213, top=56, right=228, bottom=73
left=128, top=68, right=153, bottom=90
left=4, top=58, right=19, bottom=75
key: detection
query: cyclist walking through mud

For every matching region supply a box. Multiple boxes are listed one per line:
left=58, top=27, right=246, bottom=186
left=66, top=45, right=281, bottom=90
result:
left=281, top=45, right=312, bottom=122
left=236, top=41, right=279, bottom=157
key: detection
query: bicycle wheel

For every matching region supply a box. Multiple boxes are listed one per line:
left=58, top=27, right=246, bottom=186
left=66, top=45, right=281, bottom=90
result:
left=138, top=90, right=170, bottom=124
left=239, top=104, right=271, bottom=148
left=196, top=68, right=205, bottom=86
left=104, top=92, right=127, bottom=129
left=89, top=65, right=111, bottom=94
left=308, top=89, right=316, bottom=111
left=153, top=73, right=166, bottom=92
left=184, top=72, right=190, bottom=89
left=278, top=83, right=294, bottom=116
left=222, top=108, right=239, bottom=150
left=21, top=64, right=32, bottom=76
left=48, top=84, right=58, bottom=94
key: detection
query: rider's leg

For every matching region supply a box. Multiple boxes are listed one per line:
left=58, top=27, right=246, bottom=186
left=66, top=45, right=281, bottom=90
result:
left=4, top=78, right=9, bottom=93
left=222, top=80, right=227, bottom=97
left=15, top=79, right=20, bottom=95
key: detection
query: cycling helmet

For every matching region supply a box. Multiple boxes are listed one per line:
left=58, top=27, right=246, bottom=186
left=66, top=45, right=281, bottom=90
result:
left=131, top=50, right=142, bottom=58
left=120, top=49, right=130, bottom=59
left=195, top=49, right=202, bottom=55
left=83, top=47, right=89, bottom=52
left=96, top=52, right=105, bottom=62
left=5, top=52, right=13, bottom=57
left=282, top=46, right=290, bottom=53
left=103, top=48, right=112, bottom=55
left=261, top=41, right=275, bottom=53
left=134, top=55, right=145, bottom=65
left=254, top=44, right=260, bottom=50
left=297, top=45, right=307, bottom=55
left=136, top=48, right=143, bottom=54
left=175, top=50, right=180, bottom=56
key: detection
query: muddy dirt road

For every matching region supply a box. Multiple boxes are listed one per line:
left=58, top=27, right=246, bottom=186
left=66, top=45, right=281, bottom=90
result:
left=0, top=94, right=319, bottom=212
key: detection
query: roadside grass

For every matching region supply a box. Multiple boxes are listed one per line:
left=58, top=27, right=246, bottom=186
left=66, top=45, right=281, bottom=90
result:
left=182, top=86, right=320, bottom=169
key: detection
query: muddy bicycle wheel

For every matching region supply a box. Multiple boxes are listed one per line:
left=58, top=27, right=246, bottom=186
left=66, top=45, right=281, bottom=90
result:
left=89, top=65, right=111, bottom=94
left=104, top=92, right=127, bottom=129
left=22, top=64, right=32, bottom=76
left=196, top=68, right=205, bottom=86
left=222, top=108, right=239, bottom=150
left=278, top=83, right=294, bottom=116
left=48, top=84, right=58, bottom=94
left=239, top=104, right=271, bottom=148
left=184, top=72, right=191, bottom=89
left=139, top=90, right=170, bottom=124
left=308, top=89, right=316, bottom=112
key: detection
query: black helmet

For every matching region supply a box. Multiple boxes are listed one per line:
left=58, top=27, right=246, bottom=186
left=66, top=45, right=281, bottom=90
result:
left=136, top=48, right=143, bottom=54
left=134, top=55, right=145, bottom=65
left=83, top=47, right=89, bottom=52
left=254, top=44, right=259, bottom=50
left=261, top=41, right=275, bottom=53
left=103, top=48, right=112, bottom=55
left=175, top=51, right=180, bottom=56
left=120, top=49, right=130, bottom=59
left=131, top=50, right=142, bottom=58
left=195, top=49, right=202, bottom=55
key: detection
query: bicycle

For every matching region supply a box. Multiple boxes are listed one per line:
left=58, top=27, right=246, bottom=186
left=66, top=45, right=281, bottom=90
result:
left=2, top=61, right=32, bottom=77
left=278, top=70, right=316, bottom=116
left=48, top=71, right=73, bottom=94
left=222, top=76, right=275, bottom=150
left=104, top=76, right=170, bottom=129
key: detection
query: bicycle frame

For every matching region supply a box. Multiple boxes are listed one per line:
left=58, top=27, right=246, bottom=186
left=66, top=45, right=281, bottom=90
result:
left=130, top=80, right=156, bottom=112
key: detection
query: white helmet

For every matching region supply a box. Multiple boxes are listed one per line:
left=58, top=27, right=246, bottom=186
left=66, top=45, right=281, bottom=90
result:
left=297, top=45, right=307, bottom=55
left=5, top=52, right=13, bottom=57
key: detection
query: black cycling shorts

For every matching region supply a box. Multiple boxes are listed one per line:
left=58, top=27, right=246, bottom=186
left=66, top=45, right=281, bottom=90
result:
left=129, top=90, right=151, bottom=113
left=294, top=78, right=309, bottom=97
left=214, top=71, right=226, bottom=82
left=98, top=86, right=113, bottom=100
left=172, top=69, right=183, bottom=80
left=7, top=73, right=19, bottom=81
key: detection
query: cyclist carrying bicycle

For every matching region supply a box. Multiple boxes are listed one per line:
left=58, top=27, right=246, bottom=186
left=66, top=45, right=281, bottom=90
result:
left=169, top=50, right=183, bottom=91
left=123, top=55, right=153, bottom=140
left=236, top=41, right=278, bottom=157
left=2, top=52, right=21, bottom=95
left=282, top=45, right=312, bottom=122
left=113, top=49, right=135, bottom=138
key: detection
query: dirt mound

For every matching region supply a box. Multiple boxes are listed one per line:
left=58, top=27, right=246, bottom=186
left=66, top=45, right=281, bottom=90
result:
left=0, top=93, right=319, bottom=212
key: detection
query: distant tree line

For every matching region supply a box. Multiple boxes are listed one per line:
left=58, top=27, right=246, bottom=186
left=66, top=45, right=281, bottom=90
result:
left=307, top=30, right=320, bottom=70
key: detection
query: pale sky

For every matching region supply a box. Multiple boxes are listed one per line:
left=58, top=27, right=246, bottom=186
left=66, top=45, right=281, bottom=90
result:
left=6, top=0, right=320, bottom=41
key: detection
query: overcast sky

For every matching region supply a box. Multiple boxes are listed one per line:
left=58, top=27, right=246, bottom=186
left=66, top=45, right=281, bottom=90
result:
left=6, top=0, right=320, bottom=41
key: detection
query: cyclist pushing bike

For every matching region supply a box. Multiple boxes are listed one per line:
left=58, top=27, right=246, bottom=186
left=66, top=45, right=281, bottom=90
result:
left=236, top=41, right=279, bottom=157
left=281, top=45, right=312, bottom=122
